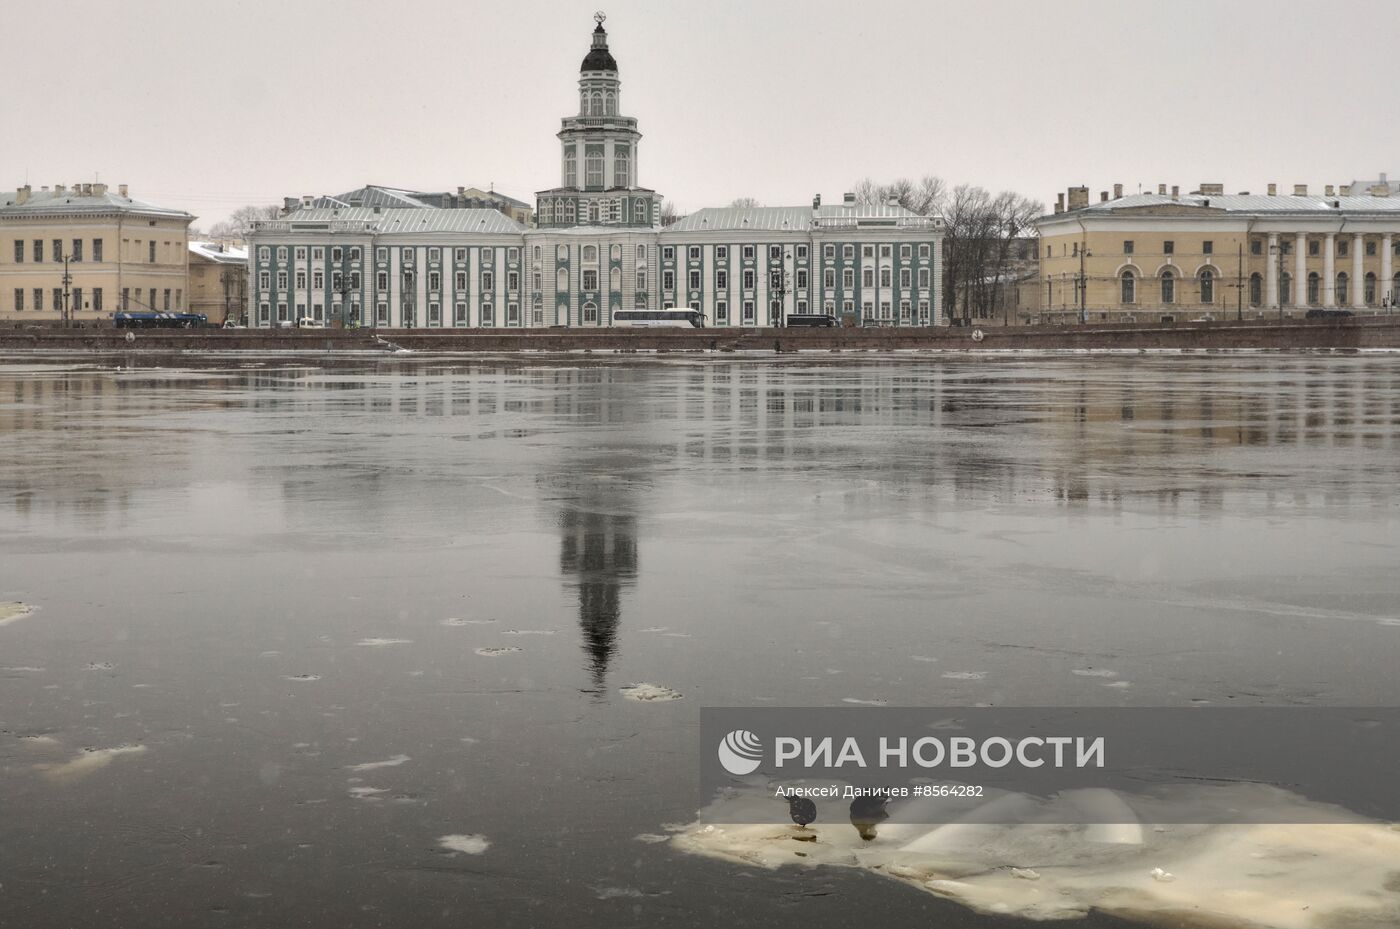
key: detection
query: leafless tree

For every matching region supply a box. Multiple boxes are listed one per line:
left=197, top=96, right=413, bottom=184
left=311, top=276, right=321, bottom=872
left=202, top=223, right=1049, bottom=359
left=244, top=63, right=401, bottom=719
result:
left=659, top=199, right=683, bottom=227
left=729, top=197, right=761, bottom=208
left=207, top=204, right=281, bottom=241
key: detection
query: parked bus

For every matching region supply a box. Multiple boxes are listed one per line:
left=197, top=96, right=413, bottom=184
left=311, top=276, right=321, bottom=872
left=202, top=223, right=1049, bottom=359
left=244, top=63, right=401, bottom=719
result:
left=114, top=312, right=209, bottom=329
left=785, top=313, right=839, bottom=328
left=612, top=309, right=705, bottom=328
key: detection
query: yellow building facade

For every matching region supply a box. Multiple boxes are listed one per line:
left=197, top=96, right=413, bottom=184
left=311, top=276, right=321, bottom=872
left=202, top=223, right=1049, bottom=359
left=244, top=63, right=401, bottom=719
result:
left=1, top=183, right=194, bottom=323
left=1033, top=181, right=1400, bottom=324
left=188, top=242, right=248, bottom=324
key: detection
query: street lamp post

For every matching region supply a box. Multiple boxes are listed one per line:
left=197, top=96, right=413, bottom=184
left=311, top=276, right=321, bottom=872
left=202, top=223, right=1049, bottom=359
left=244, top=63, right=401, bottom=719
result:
left=61, top=252, right=73, bottom=328
left=1076, top=243, right=1092, bottom=324
left=770, top=251, right=791, bottom=328
left=1270, top=239, right=1287, bottom=320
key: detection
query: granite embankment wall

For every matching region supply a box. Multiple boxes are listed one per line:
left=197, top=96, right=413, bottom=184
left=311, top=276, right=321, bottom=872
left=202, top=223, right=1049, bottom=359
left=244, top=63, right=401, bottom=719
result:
left=2, top=316, right=1399, bottom=354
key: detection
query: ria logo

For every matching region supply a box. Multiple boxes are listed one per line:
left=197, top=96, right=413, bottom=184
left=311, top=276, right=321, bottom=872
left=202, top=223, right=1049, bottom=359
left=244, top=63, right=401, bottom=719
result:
left=717, top=729, right=764, bottom=775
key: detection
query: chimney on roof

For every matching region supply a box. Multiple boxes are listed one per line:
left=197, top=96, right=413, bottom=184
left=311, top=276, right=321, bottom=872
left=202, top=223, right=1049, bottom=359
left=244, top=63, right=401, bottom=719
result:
left=1113, top=183, right=1123, bottom=199
left=1267, top=183, right=1277, bottom=196
left=1199, top=183, right=1224, bottom=196
left=1067, top=186, right=1089, bottom=210
left=843, top=192, right=856, bottom=204
left=1371, top=183, right=1392, bottom=198
left=1171, top=185, right=1179, bottom=199
left=1339, top=184, right=1352, bottom=196
left=1325, top=184, right=1335, bottom=196
left=118, top=183, right=128, bottom=198
left=812, top=193, right=821, bottom=209
left=55, top=184, right=66, bottom=195
left=1156, top=183, right=1165, bottom=195
left=457, top=186, right=465, bottom=196
left=1294, top=184, right=1308, bottom=196
left=93, top=182, right=106, bottom=195
left=15, top=185, right=29, bottom=205
left=1100, top=191, right=1108, bottom=202
left=1055, top=192, right=1064, bottom=213
left=283, top=197, right=299, bottom=213
left=81, top=183, right=92, bottom=196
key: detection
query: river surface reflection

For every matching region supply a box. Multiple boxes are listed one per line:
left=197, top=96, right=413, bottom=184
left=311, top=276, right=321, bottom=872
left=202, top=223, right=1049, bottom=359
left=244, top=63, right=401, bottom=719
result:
left=1, top=355, right=1397, bottom=928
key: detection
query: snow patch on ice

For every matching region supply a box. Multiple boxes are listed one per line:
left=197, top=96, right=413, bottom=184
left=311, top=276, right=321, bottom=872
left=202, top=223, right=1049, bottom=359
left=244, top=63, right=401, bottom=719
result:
left=356, top=638, right=412, bottom=647
left=474, top=646, right=521, bottom=657
left=1071, top=668, right=1119, bottom=678
left=0, top=602, right=36, bottom=627
left=283, top=674, right=321, bottom=682
left=442, top=618, right=495, bottom=626
left=841, top=697, right=888, bottom=706
left=438, top=834, right=490, bottom=855
left=941, top=671, right=987, bottom=681
left=501, top=629, right=555, bottom=636
left=346, top=754, right=410, bottom=771
left=40, top=744, right=146, bottom=782
left=620, top=682, right=683, bottom=702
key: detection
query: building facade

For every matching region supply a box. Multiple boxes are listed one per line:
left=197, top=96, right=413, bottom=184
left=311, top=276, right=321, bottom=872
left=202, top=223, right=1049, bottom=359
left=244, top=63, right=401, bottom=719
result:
left=0, top=183, right=193, bottom=323
left=1034, top=182, right=1400, bottom=324
left=247, top=15, right=944, bottom=329
left=188, top=241, right=248, bottom=324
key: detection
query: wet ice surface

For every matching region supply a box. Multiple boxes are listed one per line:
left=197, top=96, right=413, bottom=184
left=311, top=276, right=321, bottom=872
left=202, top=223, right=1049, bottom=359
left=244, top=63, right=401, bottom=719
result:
left=1, top=355, right=1399, bottom=928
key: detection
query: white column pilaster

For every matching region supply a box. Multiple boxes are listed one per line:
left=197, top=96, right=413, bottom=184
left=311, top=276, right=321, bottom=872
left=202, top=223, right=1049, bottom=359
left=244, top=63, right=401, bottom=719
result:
left=1352, top=233, right=1365, bottom=308
left=1323, top=233, right=1337, bottom=307
left=1294, top=233, right=1307, bottom=310
left=1265, top=233, right=1279, bottom=308
left=1383, top=234, right=1394, bottom=308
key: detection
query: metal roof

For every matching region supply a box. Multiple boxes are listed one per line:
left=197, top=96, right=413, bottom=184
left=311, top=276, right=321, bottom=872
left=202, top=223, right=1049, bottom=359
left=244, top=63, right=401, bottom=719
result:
left=1068, top=192, right=1400, bottom=216
left=669, top=207, right=814, bottom=233
left=189, top=241, right=248, bottom=263
left=0, top=187, right=192, bottom=219
left=262, top=208, right=526, bottom=235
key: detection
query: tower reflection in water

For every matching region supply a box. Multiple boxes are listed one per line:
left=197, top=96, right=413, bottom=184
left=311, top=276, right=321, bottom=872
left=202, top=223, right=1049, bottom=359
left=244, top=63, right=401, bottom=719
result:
left=555, top=476, right=640, bottom=695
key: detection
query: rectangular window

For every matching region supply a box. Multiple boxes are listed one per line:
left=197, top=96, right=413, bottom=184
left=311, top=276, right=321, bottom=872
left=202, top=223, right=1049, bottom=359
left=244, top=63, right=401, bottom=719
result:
left=349, top=271, right=360, bottom=289
left=899, top=299, right=911, bottom=321
left=824, top=245, right=835, bottom=259
left=1309, top=239, right=1320, bottom=256
left=376, top=247, right=388, bottom=262
left=92, top=239, right=103, bottom=262
left=636, top=270, right=646, bottom=291
left=918, top=300, right=930, bottom=321
left=899, top=268, right=910, bottom=288
left=742, top=245, right=755, bottom=260
left=716, top=269, right=728, bottom=289
left=482, top=270, right=494, bottom=290
left=1366, top=241, right=1376, bottom=257
left=662, top=270, right=674, bottom=290
left=716, top=300, right=728, bottom=323
left=1202, top=240, right=1213, bottom=255
left=455, top=302, right=467, bottom=324
left=260, top=302, right=270, bottom=323
left=70, top=239, right=83, bottom=261
left=532, top=272, right=542, bottom=291
left=427, top=248, right=439, bottom=262
left=312, top=247, right=324, bottom=261
left=53, top=238, right=63, bottom=260
left=636, top=244, right=647, bottom=261
left=377, top=272, right=388, bottom=291
left=507, top=271, right=519, bottom=291
left=688, top=270, right=700, bottom=290
left=93, top=288, right=103, bottom=312
left=35, top=288, right=43, bottom=311
left=149, top=241, right=156, bottom=263
left=918, top=268, right=930, bottom=288
left=564, top=145, right=577, bottom=187
left=863, top=268, right=874, bottom=287
left=507, top=302, right=520, bottom=325
left=823, top=269, right=835, bottom=288
left=880, top=268, right=891, bottom=287
left=796, top=245, right=808, bottom=260
left=33, top=239, right=43, bottom=262
left=742, top=270, right=754, bottom=290
left=899, top=245, right=910, bottom=260
left=843, top=268, right=854, bottom=288
left=879, top=245, right=891, bottom=258
left=148, top=289, right=156, bottom=311
left=295, top=247, right=307, bottom=260
left=259, top=271, right=270, bottom=291
left=613, top=145, right=630, bottom=187
left=769, top=245, right=781, bottom=260
left=349, top=247, right=361, bottom=261
left=1123, top=240, right=1134, bottom=255
left=454, top=272, right=466, bottom=291
left=163, top=289, right=171, bottom=311
left=796, top=269, right=808, bottom=289
left=1251, top=239, right=1262, bottom=256
left=481, top=304, right=494, bottom=326
left=583, top=269, right=599, bottom=290
left=1163, top=240, right=1174, bottom=255
left=742, top=300, right=755, bottom=323
left=689, top=246, right=701, bottom=261
left=295, top=270, right=306, bottom=289
left=428, top=271, right=441, bottom=291
left=863, top=245, right=874, bottom=258
left=1339, top=239, right=1349, bottom=256
left=716, top=245, right=728, bottom=260
left=276, top=271, right=287, bottom=290
left=13, top=288, right=22, bottom=312
left=71, top=288, right=82, bottom=312
left=797, top=299, right=808, bottom=313
left=277, top=302, right=288, bottom=321
left=313, top=271, right=324, bottom=290
left=55, top=288, right=63, bottom=310
left=844, top=245, right=855, bottom=259
left=376, top=303, right=388, bottom=325
left=919, top=244, right=931, bottom=258
left=769, top=270, right=782, bottom=290
left=663, top=246, right=674, bottom=261
left=12, top=240, right=22, bottom=263
left=843, top=300, right=854, bottom=315
left=507, top=247, right=519, bottom=262
left=428, top=302, right=440, bottom=325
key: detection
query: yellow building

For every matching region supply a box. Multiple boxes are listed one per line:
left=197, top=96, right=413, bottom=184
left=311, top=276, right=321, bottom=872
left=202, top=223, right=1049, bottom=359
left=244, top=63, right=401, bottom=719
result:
left=188, top=241, right=248, bottom=324
left=1, top=183, right=194, bottom=323
left=1032, top=181, right=1400, bottom=324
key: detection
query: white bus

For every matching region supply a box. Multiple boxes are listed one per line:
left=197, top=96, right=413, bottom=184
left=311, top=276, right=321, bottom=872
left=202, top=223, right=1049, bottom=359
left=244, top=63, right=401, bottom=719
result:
left=612, top=309, right=705, bottom=328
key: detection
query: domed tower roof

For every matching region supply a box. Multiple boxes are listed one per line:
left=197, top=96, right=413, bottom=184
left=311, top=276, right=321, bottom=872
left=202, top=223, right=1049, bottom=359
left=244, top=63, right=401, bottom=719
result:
left=581, top=14, right=617, bottom=72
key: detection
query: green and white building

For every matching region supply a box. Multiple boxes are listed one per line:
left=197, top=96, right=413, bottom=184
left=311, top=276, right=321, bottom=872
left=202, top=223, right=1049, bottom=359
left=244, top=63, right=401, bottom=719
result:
left=247, top=14, right=944, bottom=329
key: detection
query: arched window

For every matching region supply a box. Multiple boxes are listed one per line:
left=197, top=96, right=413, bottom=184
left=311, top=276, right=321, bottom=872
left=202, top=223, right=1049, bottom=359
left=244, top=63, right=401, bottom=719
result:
left=604, top=92, right=616, bottom=116
left=610, top=267, right=621, bottom=290
left=580, top=91, right=590, bottom=116
left=1307, top=272, right=1320, bottom=305
left=1199, top=270, right=1213, bottom=304
left=582, top=301, right=598, bottom=324
left=1120, top=271, right=1135, bottom=304
left=591, top=91, right=603, bottom=115
left=1280, top=272, right=1292, bottom=305
left=533, top=245, right=541, bottom=261
left=1336, top=272, right=1349, bottom=305
left=1160, top=271, right=1175, bottom=304
left=556, top=268, right=568, bottom=291
left=1364, top=272, right=1376, bottom=305
left=1249, top=273, right=1262, bottom=306
left=610, top=244, right=621, bottom=261
left=582, top=245, right=597, bottom=262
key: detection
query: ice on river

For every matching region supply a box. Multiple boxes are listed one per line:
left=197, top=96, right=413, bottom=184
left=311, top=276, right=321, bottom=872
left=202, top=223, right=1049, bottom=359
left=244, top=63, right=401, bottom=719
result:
left=0, top=602, right=36, bottom=627
left=438, top=834, right=490, bottom=855
left=345, top=754, right=410, bottom=771
left=39, top=745, right=147, bottom=783
left=674, top=784, right=1400, bottom=928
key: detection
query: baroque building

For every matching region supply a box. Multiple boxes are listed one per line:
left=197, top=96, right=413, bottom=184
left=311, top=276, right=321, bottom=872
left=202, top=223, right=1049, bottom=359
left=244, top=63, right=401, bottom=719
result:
left=247, top=14, right=944, bottom=329
left=1034, top=181, right=1400, bottom=324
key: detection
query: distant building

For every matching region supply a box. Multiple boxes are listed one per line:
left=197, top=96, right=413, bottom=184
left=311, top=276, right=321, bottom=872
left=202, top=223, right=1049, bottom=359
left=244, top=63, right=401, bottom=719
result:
left=247, top=15, right=943, bottom=329
left=0, top=183, right=193, bottom=322
left=283, top=185, right=533, bottom=226
left=188, top=241, right=248, bottom=324
left=1034, top=181, right=1400, bottom=324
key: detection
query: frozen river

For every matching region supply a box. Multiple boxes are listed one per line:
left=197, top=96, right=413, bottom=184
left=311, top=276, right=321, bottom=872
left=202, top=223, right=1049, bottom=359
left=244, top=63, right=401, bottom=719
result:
left=1, top=354, right=1398, bottom=928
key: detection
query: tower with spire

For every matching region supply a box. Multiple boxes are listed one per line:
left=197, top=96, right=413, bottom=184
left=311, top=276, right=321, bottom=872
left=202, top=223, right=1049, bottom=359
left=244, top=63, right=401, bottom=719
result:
left=536, top=13, right=660, bottom=228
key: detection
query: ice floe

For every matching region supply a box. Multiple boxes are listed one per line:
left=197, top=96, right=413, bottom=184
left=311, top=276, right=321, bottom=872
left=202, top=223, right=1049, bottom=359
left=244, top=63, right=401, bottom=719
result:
left=0, top=602, right=36, bottom=627
left=1070, top=668, right=1118, bottom=678
left=355, top=638, right=412, bottom=647
left=841, top=698, right=888, bottom=706
left=501, top=629, right=556, bottom=636
left=346, top=754, right=410, bottom=771
left=438, top=834, right=490, bottom=855
left=673, top=783, right=1400, bottom=929
left=283, top=674, right=322, bottom=682
left=619, top=682, right=683, bottom=702
left=473, top=646, right=522, bottom=657
left=941, top=671, right=987, bottom=681
left=39, top=745, right=146, bottom=782
left=442, top=618, right=496, bottom=626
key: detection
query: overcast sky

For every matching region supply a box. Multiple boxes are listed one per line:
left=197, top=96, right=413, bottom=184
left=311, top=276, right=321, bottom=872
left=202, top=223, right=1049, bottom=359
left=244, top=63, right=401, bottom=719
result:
left=8, top=0, right=1397, bottom=227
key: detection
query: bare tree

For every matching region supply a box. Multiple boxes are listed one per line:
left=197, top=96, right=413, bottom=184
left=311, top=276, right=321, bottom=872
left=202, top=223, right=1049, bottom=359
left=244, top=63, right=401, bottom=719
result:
left=659, top=199, right=683, bottom=227
left=729, top=197, right=761, bottom=208
left=852, top=175, right=946, bottom=215
left=208, top=204, right=282, bottom=241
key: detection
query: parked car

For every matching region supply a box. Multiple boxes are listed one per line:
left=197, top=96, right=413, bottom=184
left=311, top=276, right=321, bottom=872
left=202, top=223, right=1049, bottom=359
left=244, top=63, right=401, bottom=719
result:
left=297, top=317, right=325, bottom=329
